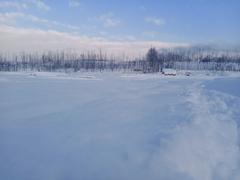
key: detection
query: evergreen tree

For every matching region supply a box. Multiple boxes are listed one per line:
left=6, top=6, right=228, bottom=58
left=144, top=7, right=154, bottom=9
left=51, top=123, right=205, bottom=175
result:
left=146, top=47, right=160, bottom=72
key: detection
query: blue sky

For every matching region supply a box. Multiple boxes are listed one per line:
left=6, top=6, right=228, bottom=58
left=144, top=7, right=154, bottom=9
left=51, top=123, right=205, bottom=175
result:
left=0, top=0, right=239, bottom=56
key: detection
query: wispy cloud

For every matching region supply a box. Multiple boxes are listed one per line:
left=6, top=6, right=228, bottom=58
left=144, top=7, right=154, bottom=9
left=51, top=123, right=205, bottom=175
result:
left=0, top=0, right=50, bottom=11
left=142, top=31, right=160, bottom=38
left=0, top=12, right=27, bottom=24
left=0, top=1, right=28, bottom=10
left=98, top=13, right=121, bottom=28
left=27, top=0, right=50, bottom=11
left=0, top=25, right=188, bottom=58
left=69, top=0, right=81, bottom=8
left=0, top=12, right=79, bottom=30
left=145, top=17, right=165, bottom=26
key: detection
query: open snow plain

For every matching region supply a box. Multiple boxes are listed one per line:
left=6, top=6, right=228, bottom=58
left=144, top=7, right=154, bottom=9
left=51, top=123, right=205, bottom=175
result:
left=0, top=71, right=240, bottom=180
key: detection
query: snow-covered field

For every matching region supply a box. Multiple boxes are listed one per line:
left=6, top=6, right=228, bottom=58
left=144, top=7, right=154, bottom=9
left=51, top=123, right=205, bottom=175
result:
left=0, top=71, right=240, bottom=180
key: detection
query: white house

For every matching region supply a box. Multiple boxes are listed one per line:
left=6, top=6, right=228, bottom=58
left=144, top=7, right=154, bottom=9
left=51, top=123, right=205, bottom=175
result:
left=163, top=69, right=177, bottom=76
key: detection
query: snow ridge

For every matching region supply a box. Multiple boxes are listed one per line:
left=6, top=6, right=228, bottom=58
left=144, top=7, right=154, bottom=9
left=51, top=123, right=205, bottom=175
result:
left=153, top=83, right=240, bottom=180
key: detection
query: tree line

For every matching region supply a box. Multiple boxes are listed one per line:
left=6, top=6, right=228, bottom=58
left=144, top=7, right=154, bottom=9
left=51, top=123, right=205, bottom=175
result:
left=0, top=46, right=240, bottom=72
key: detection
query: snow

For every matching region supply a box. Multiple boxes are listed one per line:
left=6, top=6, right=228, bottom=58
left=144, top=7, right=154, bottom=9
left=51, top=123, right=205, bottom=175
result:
left=0, top=71, right=240, bottom=180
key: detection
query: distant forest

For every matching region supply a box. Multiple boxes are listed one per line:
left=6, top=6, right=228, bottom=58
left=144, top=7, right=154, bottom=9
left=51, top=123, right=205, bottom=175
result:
left=1, top=46, right=240, bottom=72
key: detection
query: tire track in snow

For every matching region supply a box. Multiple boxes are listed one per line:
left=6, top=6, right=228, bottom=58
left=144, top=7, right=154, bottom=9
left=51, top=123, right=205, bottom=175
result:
left=151, top=82, right=240, bottom=180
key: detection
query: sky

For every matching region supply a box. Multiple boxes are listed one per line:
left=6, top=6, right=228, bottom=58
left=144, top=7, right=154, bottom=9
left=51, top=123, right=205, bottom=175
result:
left=0, top=0, right=239, bottom=57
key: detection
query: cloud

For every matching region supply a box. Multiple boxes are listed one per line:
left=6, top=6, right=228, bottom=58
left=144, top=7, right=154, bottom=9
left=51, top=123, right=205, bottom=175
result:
left=98, top=13, right=121, bottom=28
left=0, top=12, right=80, bottom=30
left=0, top=0, right=50, bottom=11
left=0, top=12, right=23, bottom=24
left=27, top=0, right=50, bottom=11
left=69, top=0, right=81, bottom=8
left=0, top=25, right=188, bottom=58
left=0, top=1, right=28, bottom=10
left=145, top=17, right=165, bottom=26
left=142, top=31, right=160, bottom=38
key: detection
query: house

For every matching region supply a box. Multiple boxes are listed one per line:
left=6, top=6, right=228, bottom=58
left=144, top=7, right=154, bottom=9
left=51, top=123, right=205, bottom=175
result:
left=163, top=69, right=177, bottom=76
